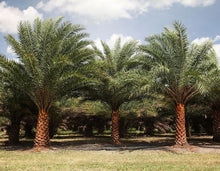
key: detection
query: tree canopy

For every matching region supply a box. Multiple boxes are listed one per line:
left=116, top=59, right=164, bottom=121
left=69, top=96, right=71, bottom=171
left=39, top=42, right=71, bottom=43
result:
left=0, top=17, right=94, bottom=147
left=141, top=21, right=218, bottom=145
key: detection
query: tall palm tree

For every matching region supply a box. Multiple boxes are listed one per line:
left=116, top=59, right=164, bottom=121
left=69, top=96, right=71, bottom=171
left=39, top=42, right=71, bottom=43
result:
left=206, top=69, right=220, bottom=141
left=83, top=38, right=150, bottom=144
left=0, top=63, right=38, bottom=145
left=0, top=17, right=93, bottom=148
left=141, top=21, right=217, bottom=146
left=0, top=87, right=34, bottom=145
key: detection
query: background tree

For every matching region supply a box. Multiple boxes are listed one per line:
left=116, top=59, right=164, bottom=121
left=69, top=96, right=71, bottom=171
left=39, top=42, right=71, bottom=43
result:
left=83, top=38, right=150, bottom=144
left=0, top=92, right=33, bottom=145
left=0, top=17, right=93, bottom=148
left=206, top=68, right=220, bottom=141
left=0, top=67, right=36, bottom=145
left=141, top=21, right=217, bottom=146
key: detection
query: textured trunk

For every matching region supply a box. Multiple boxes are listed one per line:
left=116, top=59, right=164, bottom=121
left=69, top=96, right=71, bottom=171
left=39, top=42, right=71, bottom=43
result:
left=34, top=109, right=50, bottom=147
left=24, top=122, right=34, bottom=139
left=49, top=119, right=58, bottom=139
left=186, top=115, right=191, bottom=137
left=213, top=109, right=220, bottom=142
left=85, top=117, right=94, bottom=137
left=97, top=126, right=105, bottom=134
left=97, top=116, right=105, bottom=135
left=8, top=117, right=21, bottom=145
left=119, top=117, right=126, bottom=138
left=144, top=117, right=155, bottom=136
left=175, top=103, right=188, bottom=146
left=111, top=108, right=121, bottom=144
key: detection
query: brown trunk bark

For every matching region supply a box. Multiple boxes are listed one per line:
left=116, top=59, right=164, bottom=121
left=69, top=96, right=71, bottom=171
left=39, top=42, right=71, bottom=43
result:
left=119, top=117, right=128, bottom=138
left=85, top=116, right=94, bottom=137
left=186, top=115, right=191, bottom=137
left=175, top=103, right=188, bottom=146
left=213, top=109, right=220, bottom=142
left=7, top=117, right=20, bottom=145
left=34, top=109, right=50, bottom=147
left=24, top=122, right=34, bottom=139
left=144, top=117, right=155, bottom=136
left=111, top=108, right=121, bottom=144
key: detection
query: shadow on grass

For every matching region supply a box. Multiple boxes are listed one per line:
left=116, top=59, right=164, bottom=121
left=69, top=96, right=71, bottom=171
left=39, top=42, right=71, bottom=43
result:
left=0, top=134, right=219, bottom=151
left=188, top=136, right=220, bottom=149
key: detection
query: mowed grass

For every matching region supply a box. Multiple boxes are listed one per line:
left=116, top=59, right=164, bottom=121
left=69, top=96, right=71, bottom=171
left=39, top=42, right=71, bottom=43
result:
left=0, top=133, right=220, bottom=170
left=0, top=150, right=220, bottom=171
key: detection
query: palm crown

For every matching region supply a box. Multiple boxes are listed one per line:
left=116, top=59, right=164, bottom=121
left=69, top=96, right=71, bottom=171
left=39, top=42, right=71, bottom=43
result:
left=142, top=21, right=216, bottom=104
left=206, top=68, right=220, bottom=141
left=141, top=21, right=217, bottom=146
left=89, top=39, right=147, bottom=107
left=0, top=17, right=93, bottom=147
left=84, top=38, right=148, bottom=143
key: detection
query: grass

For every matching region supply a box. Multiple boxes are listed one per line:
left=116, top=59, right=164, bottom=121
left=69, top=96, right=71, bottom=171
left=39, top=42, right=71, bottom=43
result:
left=0, top=133, right=220, bottom=170
left=0, top=150, right=220, bottom=170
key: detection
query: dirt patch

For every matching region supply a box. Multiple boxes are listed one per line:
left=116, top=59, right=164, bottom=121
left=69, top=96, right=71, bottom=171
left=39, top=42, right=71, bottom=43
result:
left=49, top=143, right=220, bottom=154
left=1, top=135, right=220, bottom=153
left=162, top=144, right=220, bottom=154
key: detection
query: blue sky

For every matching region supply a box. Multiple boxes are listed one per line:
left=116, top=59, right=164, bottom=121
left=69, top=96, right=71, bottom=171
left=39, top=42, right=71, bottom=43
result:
left=0, top=0, right=220, bottom=63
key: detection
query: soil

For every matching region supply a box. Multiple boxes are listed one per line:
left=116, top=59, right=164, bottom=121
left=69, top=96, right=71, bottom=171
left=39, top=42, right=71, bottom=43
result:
left=1, top=135, right=220, bottom=153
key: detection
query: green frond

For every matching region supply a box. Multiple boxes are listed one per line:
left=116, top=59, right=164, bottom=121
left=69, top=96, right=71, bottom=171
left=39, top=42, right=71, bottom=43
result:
left=1, top=17, right=94, bottom=111
left=101, top=41, right=113, bottom=63
left=84, top=37, right=152, bottom=109
left=142, top=21, right=218, bottom=104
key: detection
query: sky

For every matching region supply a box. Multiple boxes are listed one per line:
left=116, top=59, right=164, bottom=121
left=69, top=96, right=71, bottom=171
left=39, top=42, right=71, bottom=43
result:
left=0, top=0, right=220, bottom=63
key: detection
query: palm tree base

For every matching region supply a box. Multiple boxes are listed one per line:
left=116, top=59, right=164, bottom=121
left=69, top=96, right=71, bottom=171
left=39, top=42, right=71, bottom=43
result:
left=112, top=139, right=122, bottom=145
left=32, top=146, right=51, bottom=152
left=34, top=110, right=50, bottom=148
left=175, top=103, right=188, bottom=147
left=213, top=110, right=220, bottom=142
left=173, top=143, right=190, bottom=148
left=7, top=117, right=21, bottom=146
left=213, top=136, right=220, bottom=142
left=34, top=141, right=51, bottom=148
left=111, top=108, right=121, bottom=145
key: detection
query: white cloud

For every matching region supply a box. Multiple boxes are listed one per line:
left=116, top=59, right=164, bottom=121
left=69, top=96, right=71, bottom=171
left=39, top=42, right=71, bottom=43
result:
left=94, top=34, right=136, bottom=51
left=191, top=37, right=211, bottom=45
left=0, top=1, right=43, bottom=33
left=213, top=44, right=220, bottom=65
left=106, top=34, right=134, bottom=48
left=37, top=0, right=147, bottom=21
left=192, top=35, right=220, bottom=45
left=179, top=0, right=215, bottom=7
left=6, top=46, right=16, bottom=56
left=37, top=0, right=215, bottom=21
left=192, top=36, right=220, bottom=64
left=6, top=46, right=20, bottom=62
left=214, top=35, right=220, bottom=42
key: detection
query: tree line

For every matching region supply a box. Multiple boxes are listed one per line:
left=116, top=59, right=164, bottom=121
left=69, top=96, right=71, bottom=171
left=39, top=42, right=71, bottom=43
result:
left=0, top=17, right=219, bottom=149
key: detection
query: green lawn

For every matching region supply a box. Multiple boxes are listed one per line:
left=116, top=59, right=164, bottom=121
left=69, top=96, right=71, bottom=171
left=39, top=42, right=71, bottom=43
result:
left=0, top=134, right=220, bottom=170
left=0, top=150, right=220, bottom=170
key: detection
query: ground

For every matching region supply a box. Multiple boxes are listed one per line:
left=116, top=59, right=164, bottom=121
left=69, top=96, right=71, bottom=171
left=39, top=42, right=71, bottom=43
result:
left=0, top=134, right=220, bottom=170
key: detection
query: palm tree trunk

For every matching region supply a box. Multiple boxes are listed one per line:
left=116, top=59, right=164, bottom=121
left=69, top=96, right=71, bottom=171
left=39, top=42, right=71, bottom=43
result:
left=24, top=122, right=34, bottom=138
left=34, top=109, right=50, bottom=147
left=186, top=115, right=191, bottom=137
left=8, top=117, right=21, bottom=145
left=175, top=103, right=188, bottom=146
left=213, top=109, right=220, bottom=142
left=119, top=117, right=127, bottom=138
left=111, top=107, right=121, bottom=144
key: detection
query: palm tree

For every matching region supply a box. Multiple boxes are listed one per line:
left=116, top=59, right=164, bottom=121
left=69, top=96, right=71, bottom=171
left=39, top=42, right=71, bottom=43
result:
left=0, top=17, right=93, bottom=148
left=83, top=38, right=150, bottom=144
left=141, top=21, right=217, bottom=146
left=0, top=88, right=34, bottom=145
left=206, top=69, right=220, bottom=141
left=0, top=64, right=36, bottom=145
